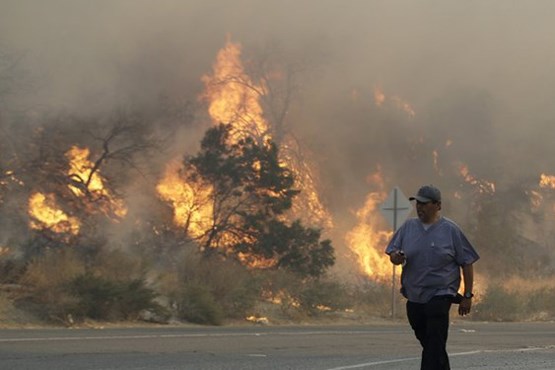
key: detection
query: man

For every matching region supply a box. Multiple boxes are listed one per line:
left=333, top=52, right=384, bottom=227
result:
left=385, top=185, right=479, bottom=370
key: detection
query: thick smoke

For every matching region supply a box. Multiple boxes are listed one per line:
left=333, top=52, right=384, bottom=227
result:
left=1, top=1, right=555, bottom=279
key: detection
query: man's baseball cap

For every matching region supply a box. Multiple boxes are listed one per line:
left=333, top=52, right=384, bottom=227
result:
left=409, top=185, right=441, bottom=203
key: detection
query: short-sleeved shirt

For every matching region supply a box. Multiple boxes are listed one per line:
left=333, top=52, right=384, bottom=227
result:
left=385, top=216, right=479, bottom=304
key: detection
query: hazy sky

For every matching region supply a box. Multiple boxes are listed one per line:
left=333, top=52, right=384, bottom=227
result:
left=2, top=1, right=555, bottom=114
left=2, top=0, right=555, bottom=201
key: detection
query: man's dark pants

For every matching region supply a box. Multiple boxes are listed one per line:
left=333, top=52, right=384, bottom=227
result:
left=406, top=297, right=452, bottom=370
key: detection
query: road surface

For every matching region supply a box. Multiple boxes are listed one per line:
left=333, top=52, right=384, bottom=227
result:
left=0, top=321, right=554, bottom=369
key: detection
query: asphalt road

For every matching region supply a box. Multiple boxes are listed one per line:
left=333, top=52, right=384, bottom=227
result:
left=0, top=321, right=554, bottom=369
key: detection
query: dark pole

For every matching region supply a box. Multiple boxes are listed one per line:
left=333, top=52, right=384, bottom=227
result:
left=391, top=188, right=398, bottom=318
left=381, top=186, right=410, bottom=319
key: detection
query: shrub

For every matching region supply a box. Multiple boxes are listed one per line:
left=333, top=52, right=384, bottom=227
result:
left=19, top=247, right=166, bottom=323
left=21, top=248, right=85, bottom=289
left=19, top=248, right=85, bottom=323
left=525, top=287, right=555, bottom=319
left=177, top=283, right=223, bottom=325
left=350, top=281, right=396, bottom=318
left=253, top=270, right=355, bottom=319
left=473, top=284, right=524, bottom=321
left=0, top=257, right=26, bottom=284
left=69, top=274, right=164, bottom=321
left=90, top=248, right=146, bottom=282
left=298, top=279, right=352, bottom=316
left=175, top=252, right=259, bottom=323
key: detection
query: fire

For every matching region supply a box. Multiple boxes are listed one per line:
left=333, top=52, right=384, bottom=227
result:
left=66, top=146, right=127, bottom=218
left=2, top=170, right=24, bottom=186
left=458, top=163, right=495, bottom=194
left=201, top=39, right=270, bottom=142
left=245, top=315, right=269, bottom=324
left=203, top=41, right=333, bottom=227
left=373, top=86, right=386, bottom=107
left=533, top=174, right=555, bottom=213
left=26, top=146, right=127, bottom=238
left=529, top=190, right=543, bottom=210
left=373, top=86, right=415, bottom=118
left=1, top=170, right=24, bottom=205
left=28, top=192, right=80, bottom=235
left=157, top=39, right=333, bottom=268
left=156, top=162, right=282, bottom=268
left=539, top=173, right=555, bottom=189
left=201, top=39, right=333, bottom=230
left=390, top=96, right=416, bottom=118
left=345, top=169, right=393, bottom=280
left=237, top=253, right=277, bottom=269
left=432, top=150, right=441, bottom=175
left=0, top=246, right=11, bottom=257
left=156, top=160, right=213, bottom=239
left=280, top=136, right=334, bottom=229
left=262, top=288, right=301, bottom=307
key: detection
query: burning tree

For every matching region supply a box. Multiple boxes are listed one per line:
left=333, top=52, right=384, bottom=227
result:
left=182, top=123, right=334, bottom=278
left=16, top=110, right=161, bottom=254
left=201, top=39, right=333, bottom=230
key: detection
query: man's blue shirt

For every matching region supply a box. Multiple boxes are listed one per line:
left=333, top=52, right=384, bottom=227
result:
left=385, top=217, right=480, bottom=304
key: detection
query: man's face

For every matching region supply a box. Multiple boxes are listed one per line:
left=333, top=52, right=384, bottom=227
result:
left=416, top=200, right=441, bottom=223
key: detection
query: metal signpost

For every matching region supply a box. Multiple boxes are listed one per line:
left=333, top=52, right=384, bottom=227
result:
left=379, top=186, right=412, bottom=318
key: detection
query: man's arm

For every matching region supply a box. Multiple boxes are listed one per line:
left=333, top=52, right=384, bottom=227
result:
left=459, top=264, right=474, bottom=316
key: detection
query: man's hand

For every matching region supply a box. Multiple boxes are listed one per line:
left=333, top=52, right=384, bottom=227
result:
left=458, top=298, right=472, bottom=316
left=389, top=250, right=406, bottom=265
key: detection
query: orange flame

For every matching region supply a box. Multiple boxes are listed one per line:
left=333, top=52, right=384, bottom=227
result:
left=156, top=160, right=213, bottom=239
left=1, top=170, right=24, bottom=186
left=458, top=163, right=495, bottom=194
left=1, top=170, right=24, bottom=205
left=0, top=246, right=10, bottom=257
left=158, top=39, right=333, bottom=268
left=373, top=86, right=386, bottom=107
left=432, top=150, right=441, bottom=175
left=245, top=315, right=270, bottom=324
left=280, top=136, right=334, bottom=229
left=529, top=190, right=543, bottom=210
left=28, top=192, right=80, bottom=235
left=539, top=173, right=555, bottom=189
left=201, top=39, right=270, bottom=142
left=345, top=169, right=393, bottom=280
left=390, top=96, right=416, bottom=118
left=237, top=252, right=277, bottom=269
left=373, top=86, right=415, bottom=118
left=66, top=146, right=127, bottom=219
left=156, top=161, right=269, bottom=263
left=27, top=146, right=126, bottom=238
left=202, top=39, right=332, bottom=229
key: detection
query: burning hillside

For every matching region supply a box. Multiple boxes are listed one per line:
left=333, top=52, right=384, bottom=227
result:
left=1, top=36, right=551, bottom=285
left=2, top=4, right=555, bottom=324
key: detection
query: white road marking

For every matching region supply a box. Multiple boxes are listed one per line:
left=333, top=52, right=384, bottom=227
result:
left=325, top=356, right=420, bottom=369
left=0, top=332, right=260, bottom=342
left=324, top=346, right=555, bottom=370
left=0, top=329, right=401, bottom=343
left=459, top=329, right=476, bottom=333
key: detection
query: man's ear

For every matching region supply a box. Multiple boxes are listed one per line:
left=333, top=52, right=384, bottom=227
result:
left=437, top=201, right=442, bottom=211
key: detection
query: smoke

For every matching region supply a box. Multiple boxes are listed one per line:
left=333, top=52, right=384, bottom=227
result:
left=3, top=1, right=555, bottom=129
left=1, top=0, right=555, bottom=278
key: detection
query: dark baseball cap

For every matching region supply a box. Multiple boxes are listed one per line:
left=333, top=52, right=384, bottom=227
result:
left=409, top=185, right=441, bottom=203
